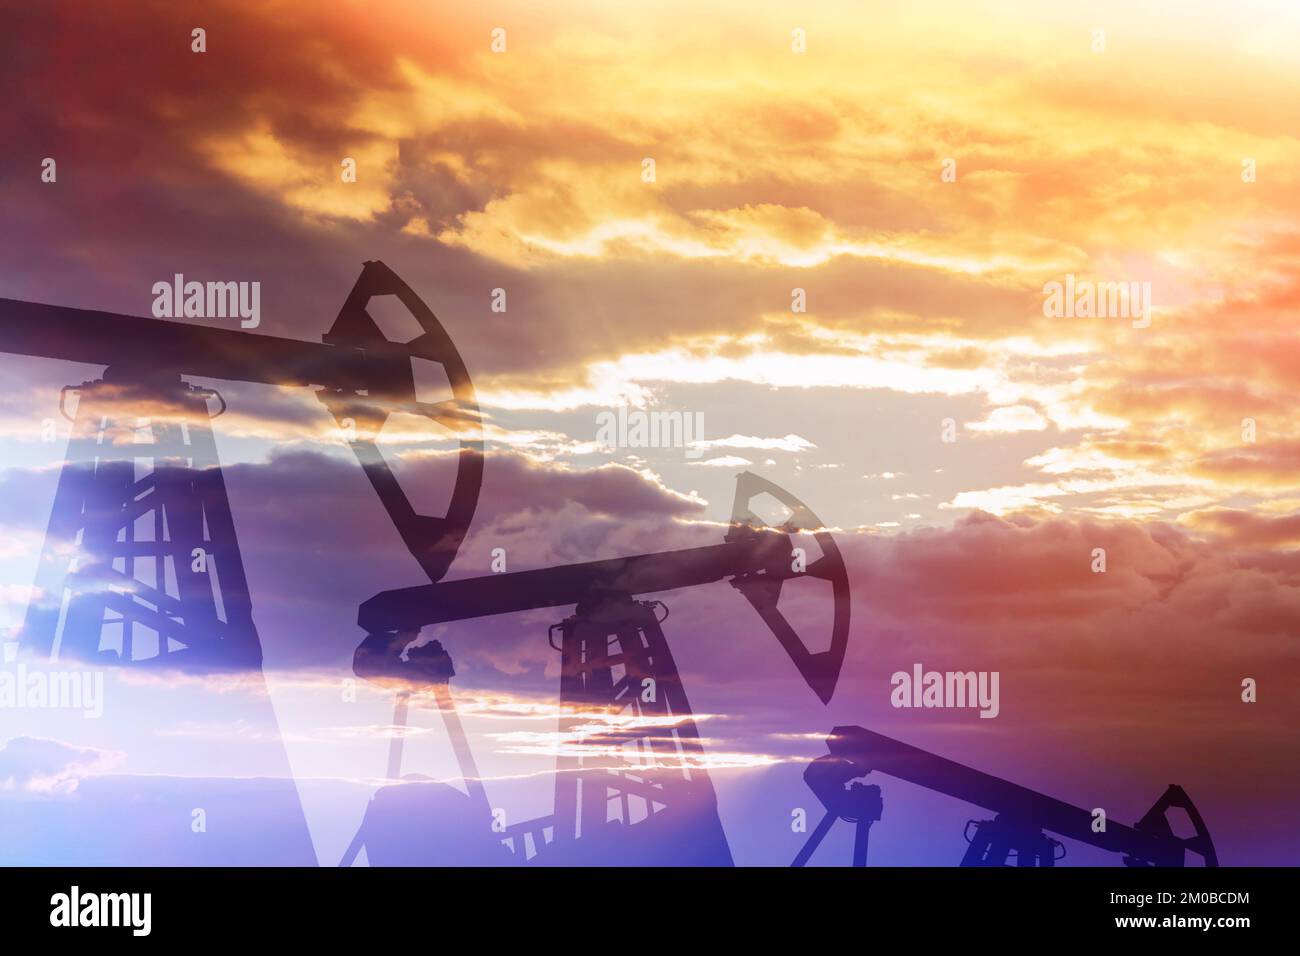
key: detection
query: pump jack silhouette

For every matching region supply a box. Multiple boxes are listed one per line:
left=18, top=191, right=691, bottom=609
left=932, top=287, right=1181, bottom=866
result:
left=345, top=471, right=851, bottom=865
left=0, top=262, right=483, bottom=863
left=793, top=726, right=1218, bottom=868
left=0, top=261, right=483, bottom=669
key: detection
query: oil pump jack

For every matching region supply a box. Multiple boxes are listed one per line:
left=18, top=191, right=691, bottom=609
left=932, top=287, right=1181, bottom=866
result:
left=0, top=261, right=483, bottom=863
left=0, top=260, right=483, bottom=669
left=792, top=726, right=1218, bottom=868
left=348, top=471, right=851, bottom=865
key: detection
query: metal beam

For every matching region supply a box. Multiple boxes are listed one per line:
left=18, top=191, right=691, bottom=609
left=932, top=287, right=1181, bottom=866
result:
left=0, top=297, right=361, bottom=389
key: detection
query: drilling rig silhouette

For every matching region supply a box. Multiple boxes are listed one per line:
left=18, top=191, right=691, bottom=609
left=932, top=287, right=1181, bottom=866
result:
left=793, top=726, right=1218, bottom=868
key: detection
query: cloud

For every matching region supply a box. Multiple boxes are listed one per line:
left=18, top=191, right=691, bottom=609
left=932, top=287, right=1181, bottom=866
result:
left=966, top=404, right=1048, bottom=434
left=1183, top=507, right=1300, bottom=548
left=688, top=455, right=752, bottom=468
left=691, top=433, right=816, bottom=453
left=0, top=736, right=122, bottom=794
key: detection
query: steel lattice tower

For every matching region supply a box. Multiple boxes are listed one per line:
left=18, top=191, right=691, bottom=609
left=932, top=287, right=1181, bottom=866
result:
left=546, top=594, right=733, bottom=865
left=21, top=367, right=260, bottom=670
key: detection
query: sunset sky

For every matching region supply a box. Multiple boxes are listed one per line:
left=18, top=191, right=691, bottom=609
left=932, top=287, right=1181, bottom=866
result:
left=1, top=0, right=1297, bottom=865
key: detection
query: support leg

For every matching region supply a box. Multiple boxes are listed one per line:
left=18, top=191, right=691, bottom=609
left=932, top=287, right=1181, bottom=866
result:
left=853, top=819, right=872, bottom=867
left=791, top=810, right=838, bottom=867
left=431, top=682, right=491, bottom=819
left=386, top=691, right=411, bottom=781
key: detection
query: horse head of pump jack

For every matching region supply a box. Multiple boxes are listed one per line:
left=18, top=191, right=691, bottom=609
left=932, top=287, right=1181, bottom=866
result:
left=317, top=260, right=484, bottom=587
left=723, top=472, right=852, bottom=704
